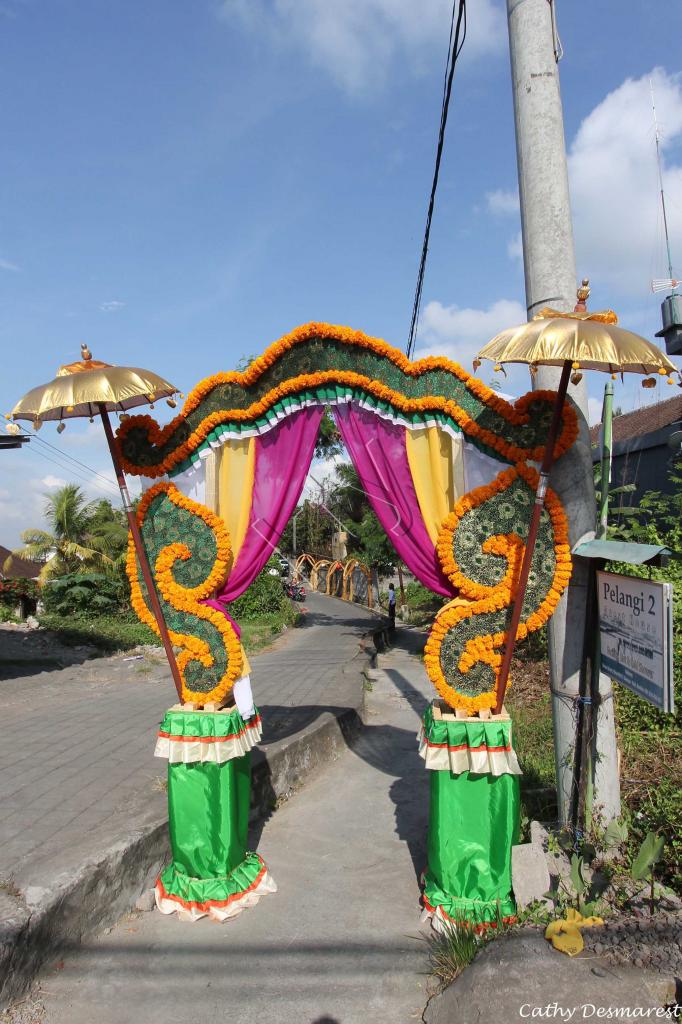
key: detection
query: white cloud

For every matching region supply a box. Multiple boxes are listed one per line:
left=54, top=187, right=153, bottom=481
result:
left=568, top=67, right=682, bottom=294
left=507, top=230, right=523, bottom=262
left=0, top=415, right=126, bottom=549
left=302, top=453, right=343, bottom=502
left=588, top=396, right=603, bottom=426
left=99, top=300, right=125, bottom=313
left=0, top=257, right=20, bottom=272
left=417, top=297, right=526, bottom=365
left=219, top=0, right=505, bottom=95
left=0, top=453, right=121, bottom=549
left=414, top=297, right=530, bottom=392
left=486, top=188, right=519, bottom=216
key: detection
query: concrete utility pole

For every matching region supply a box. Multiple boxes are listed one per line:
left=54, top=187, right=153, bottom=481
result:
left=506, top=0, right=621, bottom=823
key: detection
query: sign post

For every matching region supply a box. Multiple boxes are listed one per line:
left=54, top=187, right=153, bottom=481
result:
left=597, top=570, right=675, bottom=713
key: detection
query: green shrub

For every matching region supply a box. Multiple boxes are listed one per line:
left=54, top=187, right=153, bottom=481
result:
left=404, top=581, right=437, bottom=607
left=603, top=469, right=682, bottom=892
left=38, top=613, right=157, bottom=651
left=0, top=599, right=19, bottom=623
left=42, top=572, right=128, bottom=617
left=230, top=559, right=289, bottom=620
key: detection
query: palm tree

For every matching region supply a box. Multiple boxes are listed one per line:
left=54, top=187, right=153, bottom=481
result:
left=9, top=485, right=125, bottom=581
left=88, top=499, right=130, bottom=574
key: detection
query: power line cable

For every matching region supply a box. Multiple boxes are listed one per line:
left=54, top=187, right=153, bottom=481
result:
left=406, top=0, right=467, bottom=360
left=19, top=442, right=119, bottom=497
left=24, top=429, right=118, bottom=490
left=30, top=445, right=119, bottom=496
left=21, top=444, right=118, bottom=495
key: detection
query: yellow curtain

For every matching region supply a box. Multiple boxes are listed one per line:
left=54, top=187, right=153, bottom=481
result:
left=217, top=436, right=256, bottom=569
left=204, top=450, right=219, bottom=514
left=405, top=426, right=465, bottom=545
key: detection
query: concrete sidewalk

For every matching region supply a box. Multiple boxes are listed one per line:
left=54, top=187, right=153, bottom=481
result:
left=15, top=628, right=434, bottom=1024
left=0, top=592, right=385, bottom=1007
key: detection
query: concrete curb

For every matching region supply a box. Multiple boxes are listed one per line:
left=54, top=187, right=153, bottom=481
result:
left=0, top=819, right=168, bottom=1011
left=0, top=619, right=388, bottom=1010
left=422, top=930, right=678, bottom=1023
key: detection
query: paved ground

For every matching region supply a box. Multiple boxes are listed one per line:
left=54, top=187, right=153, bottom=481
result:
left=4, top=608, right=677, bottom=1024
left=14, top=632, right=434, bottom=1024
left=0, top=592, right=379, bottom=896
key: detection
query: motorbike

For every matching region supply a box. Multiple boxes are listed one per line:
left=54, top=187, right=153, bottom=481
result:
left=283, top=579, right=306, bottom=601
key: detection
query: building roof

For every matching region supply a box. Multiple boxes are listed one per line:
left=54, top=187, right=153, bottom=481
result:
left=589, top=395, right=682, bottom=447
left=0, top=545, right=42, bottom=580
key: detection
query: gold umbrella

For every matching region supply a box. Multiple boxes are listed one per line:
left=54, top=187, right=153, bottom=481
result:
left=11, top=353, right=177, bottom=424
left=475, top=281, right=681, bottom=713
left=477, top=308, right=680, bottom=377
left=10, top=346, right=184, bottom=701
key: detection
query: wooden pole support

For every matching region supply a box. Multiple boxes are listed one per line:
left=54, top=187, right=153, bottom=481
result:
left=493, top=359, right=572, bottom=713
left=98, top=404, right=184, bottom=702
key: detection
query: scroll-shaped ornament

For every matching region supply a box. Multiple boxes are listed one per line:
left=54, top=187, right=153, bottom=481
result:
left=424, top=463, right=572, bottom=713
left=127, top=482, right=242, bottom=705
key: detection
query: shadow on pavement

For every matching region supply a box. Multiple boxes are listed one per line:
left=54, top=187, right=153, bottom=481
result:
left=296, top=607, right=387, bottom=633
left=251, top=647, right=431, bottom=883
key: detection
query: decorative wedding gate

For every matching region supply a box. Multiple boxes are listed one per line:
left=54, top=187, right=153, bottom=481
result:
left=119, top=322, right=576, bottom=925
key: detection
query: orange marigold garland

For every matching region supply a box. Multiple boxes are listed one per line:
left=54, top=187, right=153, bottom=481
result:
left=425, top=463, right=572, bottom=712
left=115, top=323, right=578, bottom=478
left=126, top=482, right=242, bottom=705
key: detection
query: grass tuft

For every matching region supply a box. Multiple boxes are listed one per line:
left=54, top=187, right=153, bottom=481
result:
left=425, top=921, right=482, bottom=989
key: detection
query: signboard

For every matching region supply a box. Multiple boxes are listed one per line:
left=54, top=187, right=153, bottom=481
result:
left=597, top=570, right=674, bottom=713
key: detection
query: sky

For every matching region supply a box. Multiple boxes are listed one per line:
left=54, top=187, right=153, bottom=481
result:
left=1, top=0, right=682, bottom=549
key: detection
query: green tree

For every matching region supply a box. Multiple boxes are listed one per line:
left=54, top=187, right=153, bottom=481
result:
left=10, top=485, right=126, bottom=581
left=328, top=463, right=366, bottom=523
left=282, top=460, right=401, bottom=575
left=325, top=462, right=397, bottom=574
left=88, top=499, right=129, bottom=573
left=280, top=499, right=335, bottom=558
left=352, top=507, right=397, bottom=576
left=314, top=411, right=344, bottom=460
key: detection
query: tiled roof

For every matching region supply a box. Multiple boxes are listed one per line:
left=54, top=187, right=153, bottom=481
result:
left=0, top=545, right=42, bottom=580
left=589, top=395, right=682, bottom=446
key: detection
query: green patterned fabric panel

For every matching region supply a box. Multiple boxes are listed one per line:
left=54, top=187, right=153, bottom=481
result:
left=135, top=490, right=227, bottom=693
left=143, top=489, right=218, bottom=588
left=119, top=337, right=558, bottom=472
left=452, top=473, right=556, bottom=611
left=439, top=475, right=556, bottom=698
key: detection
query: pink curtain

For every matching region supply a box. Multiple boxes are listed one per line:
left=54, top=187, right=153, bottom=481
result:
left=206, top=407, right=324, bottom=613
left=334, top=404, right=454, bottom=597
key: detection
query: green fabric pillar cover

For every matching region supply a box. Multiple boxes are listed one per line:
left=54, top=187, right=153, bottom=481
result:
left=420, top=706, right=521, bottom=927
left=155, top=707, right=273, bottom=917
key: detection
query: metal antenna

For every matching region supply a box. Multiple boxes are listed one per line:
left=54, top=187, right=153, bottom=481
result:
left=650, top=78, right=677, bottom=295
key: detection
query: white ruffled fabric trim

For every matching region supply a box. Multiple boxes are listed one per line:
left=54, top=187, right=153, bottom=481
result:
left=154, top=715, right=263, bottom=764
left=154, top=870, right=278, bottom=923
left=165, top=394, right=509, bottom=482
left=417, top=723, right=522, bottom=776
left=420, top=904, right=457, bottom=935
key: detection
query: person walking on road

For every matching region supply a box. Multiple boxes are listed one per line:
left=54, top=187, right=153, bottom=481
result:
left=387, top=582, right=396, bottom=630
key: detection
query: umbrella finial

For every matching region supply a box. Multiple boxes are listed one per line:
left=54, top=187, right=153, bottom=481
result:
left=81, top=343, right=92, bottom=362
left=575, top=279, right=590, bottom=312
